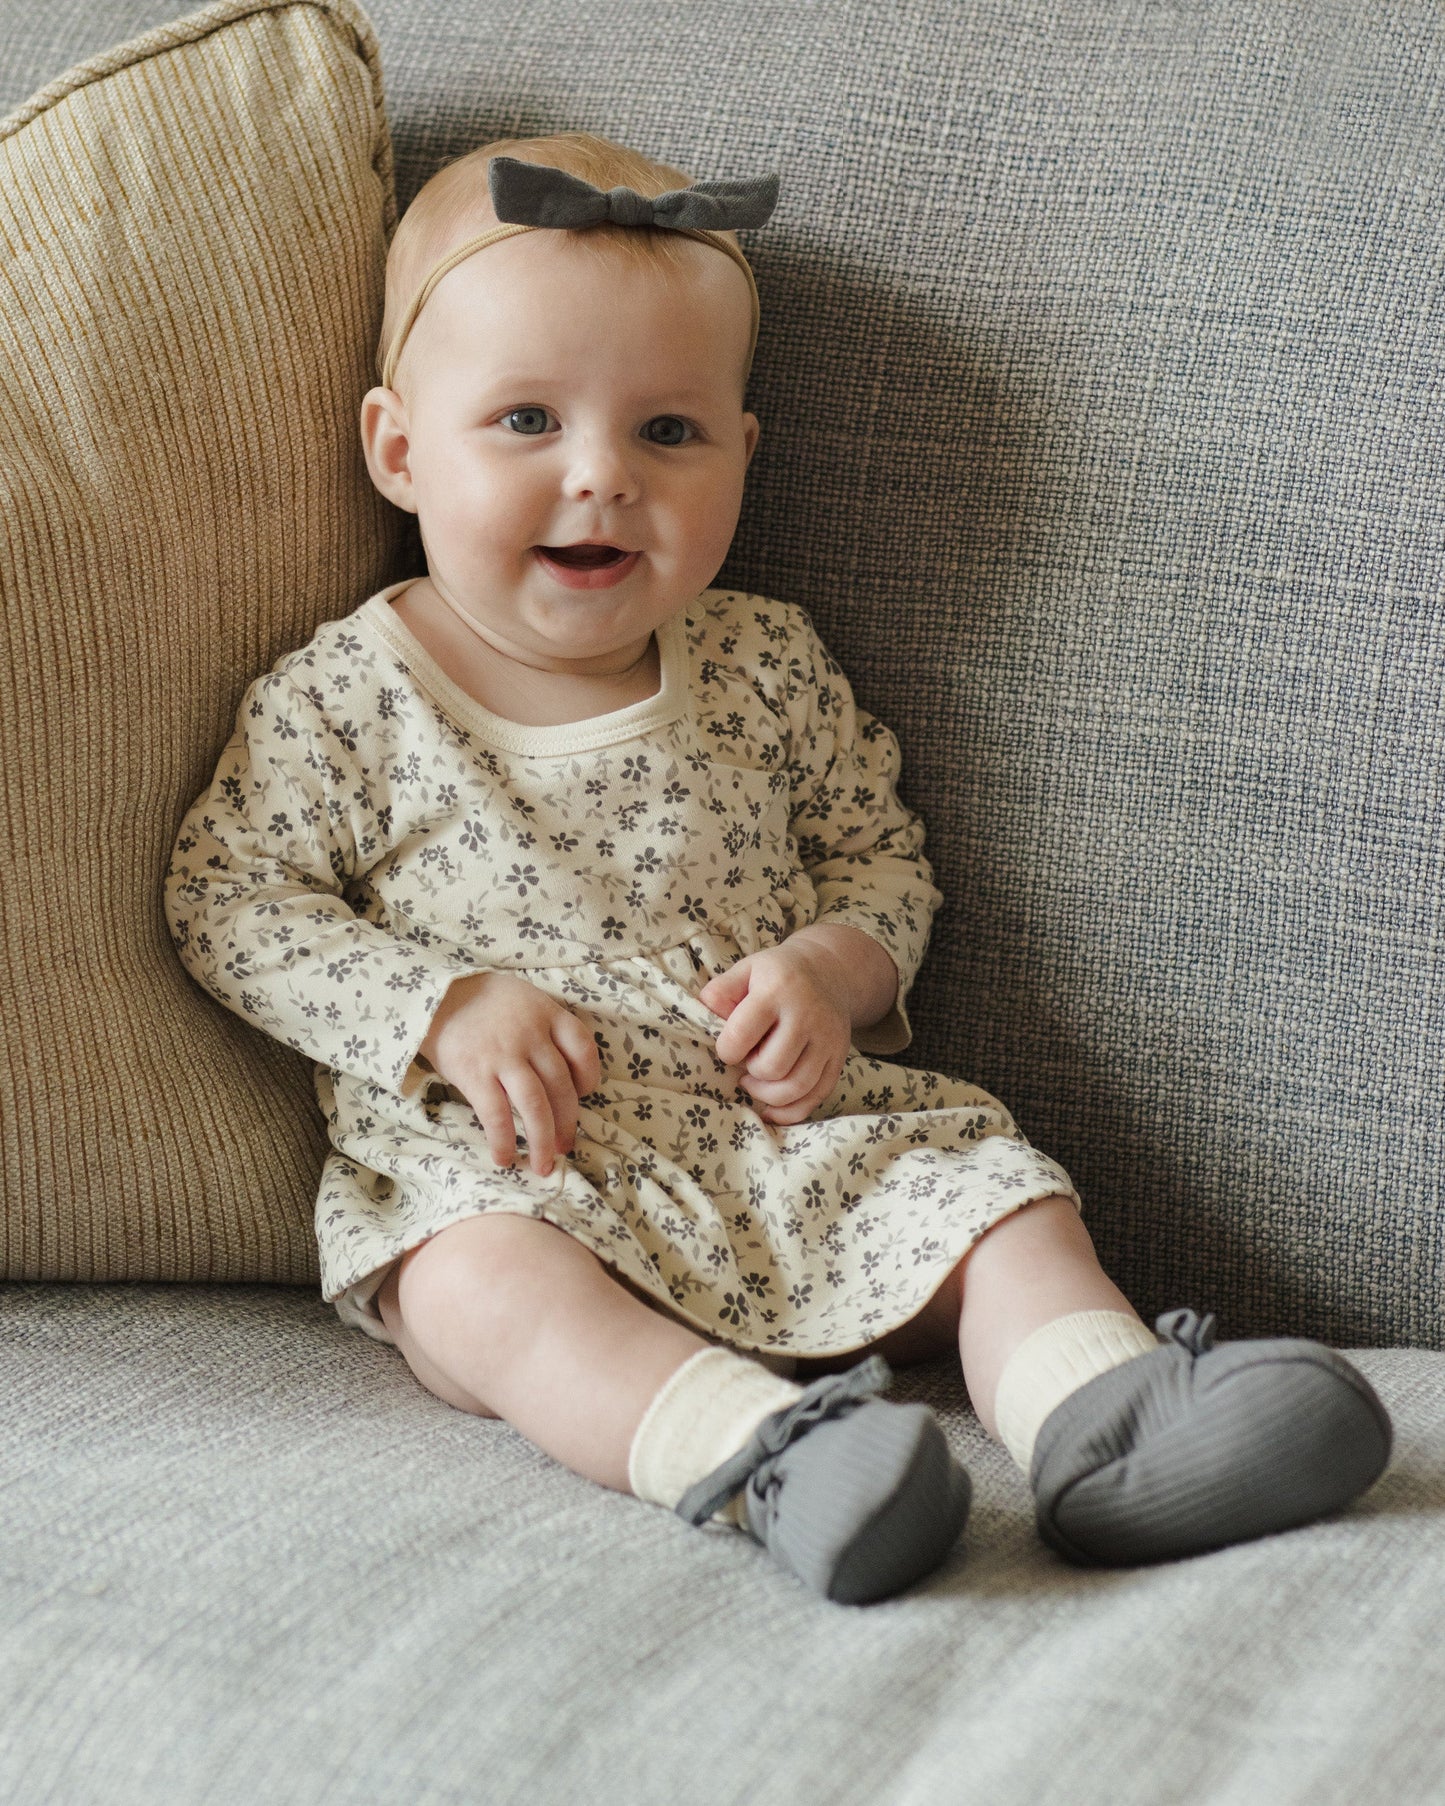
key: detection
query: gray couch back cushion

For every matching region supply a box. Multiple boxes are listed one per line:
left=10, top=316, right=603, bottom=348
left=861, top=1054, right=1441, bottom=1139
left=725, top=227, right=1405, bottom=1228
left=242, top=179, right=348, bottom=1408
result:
left=6, top=0, right=1441, bottom=1345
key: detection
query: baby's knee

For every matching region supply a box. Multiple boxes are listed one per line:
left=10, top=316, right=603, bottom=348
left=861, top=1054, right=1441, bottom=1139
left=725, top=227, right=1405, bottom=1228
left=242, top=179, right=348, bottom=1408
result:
left=374, top=1226, right=520, bottom=1417
left=970, top=1193, right=1091, bottom=1270
left=383, top=1213, right=573, bottom=1351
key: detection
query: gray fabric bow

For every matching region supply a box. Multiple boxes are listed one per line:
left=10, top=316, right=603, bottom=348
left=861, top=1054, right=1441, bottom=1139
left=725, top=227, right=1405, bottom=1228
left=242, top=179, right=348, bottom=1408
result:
left=488, top=155, right=780, bottom=232
left=672, top=1355, right=892, bottom=1526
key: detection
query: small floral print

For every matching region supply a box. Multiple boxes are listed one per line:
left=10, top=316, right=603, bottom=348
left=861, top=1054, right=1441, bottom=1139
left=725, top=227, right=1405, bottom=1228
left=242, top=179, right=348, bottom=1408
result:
left=167, top=585, right=1075, bottom=1362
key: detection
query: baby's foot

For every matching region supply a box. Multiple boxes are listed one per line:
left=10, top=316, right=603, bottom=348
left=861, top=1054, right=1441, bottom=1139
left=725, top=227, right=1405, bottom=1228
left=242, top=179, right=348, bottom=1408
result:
left=1030, top=1309, right=1393, bottom=1566
left=674, top=1356, right=971, bottom=1604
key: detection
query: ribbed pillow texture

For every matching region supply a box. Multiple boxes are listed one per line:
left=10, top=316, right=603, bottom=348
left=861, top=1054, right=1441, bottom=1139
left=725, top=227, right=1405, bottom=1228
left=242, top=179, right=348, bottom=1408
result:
left=0, top=0, right=407, bottom=1282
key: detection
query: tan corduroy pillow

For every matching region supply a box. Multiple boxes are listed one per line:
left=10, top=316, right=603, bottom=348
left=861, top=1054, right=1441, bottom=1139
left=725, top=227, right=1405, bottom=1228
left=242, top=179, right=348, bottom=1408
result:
left=0, top=0, right=409, bottom=1283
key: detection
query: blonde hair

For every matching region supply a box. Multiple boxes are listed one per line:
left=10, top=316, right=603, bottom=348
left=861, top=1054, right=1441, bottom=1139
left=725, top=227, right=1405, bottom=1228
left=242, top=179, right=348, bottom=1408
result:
left=377, top=131, right=751, bottom=393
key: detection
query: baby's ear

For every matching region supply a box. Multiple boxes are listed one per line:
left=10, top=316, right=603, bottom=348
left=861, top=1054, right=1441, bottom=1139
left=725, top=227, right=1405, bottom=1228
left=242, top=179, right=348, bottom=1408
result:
left=743, top=411, right=761, bottom=468
left=359, top=385, right=418, bottom=512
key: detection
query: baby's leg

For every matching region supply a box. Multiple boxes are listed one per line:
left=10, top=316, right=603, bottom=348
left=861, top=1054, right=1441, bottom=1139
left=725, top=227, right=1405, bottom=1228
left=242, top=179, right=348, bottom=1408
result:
left=375, top=1213, right=710, bottom=1491
left=376, top=1212, right=972, bottom=1603
left=953, top=1194, right=1146, bottom=1441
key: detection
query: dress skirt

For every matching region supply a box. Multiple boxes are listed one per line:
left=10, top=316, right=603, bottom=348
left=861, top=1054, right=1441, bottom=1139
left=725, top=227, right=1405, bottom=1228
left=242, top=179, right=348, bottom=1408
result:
left=318, top=932, right=1078, bottom=1355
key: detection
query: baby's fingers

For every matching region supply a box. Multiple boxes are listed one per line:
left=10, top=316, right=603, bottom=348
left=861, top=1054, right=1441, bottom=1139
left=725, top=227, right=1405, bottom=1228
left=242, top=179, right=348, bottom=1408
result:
left=714, top=989, right=780, bottom=1067
left=743, top=1044, right=830, bottom=1111
left=698, top=961, right=751, bottom=1019
left=740, top=1021, right=807, bottom=1084
left=553, top=1012, right=603, bottom=1100
left=472, top=1074, right=518, bottom=1170
left=757, top=1061, right=839, bottom=1126
left=499, top=1064, right=559, bottom=1178
left=531, top=1043, right=583, bottom=1166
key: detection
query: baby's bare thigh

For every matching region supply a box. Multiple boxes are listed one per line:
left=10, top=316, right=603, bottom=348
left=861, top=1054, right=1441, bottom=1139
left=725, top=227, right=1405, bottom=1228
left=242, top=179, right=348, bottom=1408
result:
left=375, top=1214, right=962, bottom=1403
left=374, top=1232, right=500, bottom=1417
left=373, top=1215, right=687, bottom=1415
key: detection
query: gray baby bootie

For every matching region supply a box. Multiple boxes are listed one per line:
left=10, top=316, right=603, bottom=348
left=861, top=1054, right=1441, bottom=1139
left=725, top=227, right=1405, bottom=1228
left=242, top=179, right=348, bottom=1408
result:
left=674, top=1356, right=971, bottom=1604
left=1030, top=1308, right=1393, bottom=1567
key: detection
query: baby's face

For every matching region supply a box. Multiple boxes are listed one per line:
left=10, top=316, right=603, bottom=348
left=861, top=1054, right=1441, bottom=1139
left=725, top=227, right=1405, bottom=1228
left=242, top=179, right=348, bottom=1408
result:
left=362, top=231, right=760, bottom=673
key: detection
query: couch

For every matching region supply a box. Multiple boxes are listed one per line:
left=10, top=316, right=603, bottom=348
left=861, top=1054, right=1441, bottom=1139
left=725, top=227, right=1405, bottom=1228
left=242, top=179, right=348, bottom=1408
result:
left=3, top=2, right=1444, bottom=1800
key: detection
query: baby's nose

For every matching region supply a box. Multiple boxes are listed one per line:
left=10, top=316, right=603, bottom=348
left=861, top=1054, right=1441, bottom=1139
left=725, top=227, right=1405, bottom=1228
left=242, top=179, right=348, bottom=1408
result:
left=562, top=434, right=641, bottom=502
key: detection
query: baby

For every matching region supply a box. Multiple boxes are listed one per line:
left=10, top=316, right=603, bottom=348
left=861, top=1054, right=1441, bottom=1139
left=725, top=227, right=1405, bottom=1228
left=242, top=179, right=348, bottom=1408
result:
left=165, top=131, right=1391, bottom=1604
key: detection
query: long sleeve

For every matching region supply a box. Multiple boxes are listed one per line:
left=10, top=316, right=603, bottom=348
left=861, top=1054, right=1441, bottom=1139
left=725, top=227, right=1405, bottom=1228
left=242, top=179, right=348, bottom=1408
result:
left=164, top=663, right=478, bottom=1100
left=780, top=607, right=943, bottom=1056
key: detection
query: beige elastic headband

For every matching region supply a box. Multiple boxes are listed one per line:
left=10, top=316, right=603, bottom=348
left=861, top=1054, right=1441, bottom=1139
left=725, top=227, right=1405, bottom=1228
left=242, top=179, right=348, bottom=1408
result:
left=379, top=222, right=762, bottom=392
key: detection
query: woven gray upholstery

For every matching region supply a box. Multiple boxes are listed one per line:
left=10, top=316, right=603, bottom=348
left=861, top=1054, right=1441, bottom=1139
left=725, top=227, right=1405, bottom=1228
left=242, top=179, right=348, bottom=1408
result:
left=4, top=1283, right=1445, bottom=1804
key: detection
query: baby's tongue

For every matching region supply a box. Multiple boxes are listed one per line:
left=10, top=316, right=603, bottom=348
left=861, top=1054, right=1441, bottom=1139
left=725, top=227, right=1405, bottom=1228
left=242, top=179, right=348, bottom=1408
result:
left=544, top=544, right=621, bottom=568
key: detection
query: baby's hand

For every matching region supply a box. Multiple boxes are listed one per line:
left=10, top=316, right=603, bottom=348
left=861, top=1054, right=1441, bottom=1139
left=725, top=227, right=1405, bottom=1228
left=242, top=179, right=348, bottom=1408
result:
left=698, top=937, right=856, bottom=1125
left=417, top=972, right=601, bottom=1177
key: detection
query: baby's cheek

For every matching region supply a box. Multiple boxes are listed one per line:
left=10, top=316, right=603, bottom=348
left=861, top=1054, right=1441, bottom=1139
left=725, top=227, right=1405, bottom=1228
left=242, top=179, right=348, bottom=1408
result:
left=676, top=480, right=747, bottom=576
left=431, top=468, right=510, bottom=539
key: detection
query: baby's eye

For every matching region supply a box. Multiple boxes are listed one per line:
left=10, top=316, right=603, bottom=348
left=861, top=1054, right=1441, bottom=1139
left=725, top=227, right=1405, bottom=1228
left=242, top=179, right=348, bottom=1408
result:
left=501, top=406, right=555, bottom=435
left=642, top=416, right=694, bottom=446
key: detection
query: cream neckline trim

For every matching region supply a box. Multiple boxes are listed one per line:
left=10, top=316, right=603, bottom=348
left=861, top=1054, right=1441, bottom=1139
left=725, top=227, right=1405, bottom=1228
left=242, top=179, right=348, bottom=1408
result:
left=357, top=581, right=692, bottom=755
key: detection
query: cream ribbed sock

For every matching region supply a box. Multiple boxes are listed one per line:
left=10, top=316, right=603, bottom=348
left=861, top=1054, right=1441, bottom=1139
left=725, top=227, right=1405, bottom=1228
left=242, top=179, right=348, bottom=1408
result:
left=628, top=1346, right=804, bottom=1526
left=992, top=1310, right=1161, bottom=1472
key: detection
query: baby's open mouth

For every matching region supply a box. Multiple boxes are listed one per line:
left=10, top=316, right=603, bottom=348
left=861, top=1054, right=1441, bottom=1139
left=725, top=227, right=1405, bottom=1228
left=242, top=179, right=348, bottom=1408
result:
left=540, top=544, right=629, bottom=568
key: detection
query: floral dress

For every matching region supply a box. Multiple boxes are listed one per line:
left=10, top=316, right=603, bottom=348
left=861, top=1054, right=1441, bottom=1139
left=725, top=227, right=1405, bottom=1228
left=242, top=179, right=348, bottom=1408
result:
left=164, top=581, right=1077, bottom=1354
